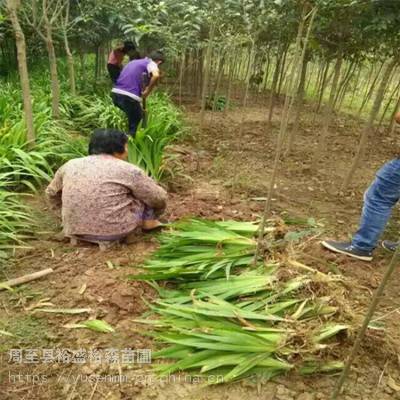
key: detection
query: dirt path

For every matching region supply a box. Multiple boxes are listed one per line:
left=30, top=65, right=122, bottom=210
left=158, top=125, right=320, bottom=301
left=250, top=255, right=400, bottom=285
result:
left=1, top=99, right=400, bottom=400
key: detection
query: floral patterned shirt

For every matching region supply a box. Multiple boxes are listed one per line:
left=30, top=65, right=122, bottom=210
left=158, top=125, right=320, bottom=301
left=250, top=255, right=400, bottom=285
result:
left=45, top=155, right=167, bottom=237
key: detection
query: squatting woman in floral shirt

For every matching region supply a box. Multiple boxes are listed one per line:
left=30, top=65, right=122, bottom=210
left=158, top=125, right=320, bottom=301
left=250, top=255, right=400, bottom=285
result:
left=46, top=129, right=167, bottom=245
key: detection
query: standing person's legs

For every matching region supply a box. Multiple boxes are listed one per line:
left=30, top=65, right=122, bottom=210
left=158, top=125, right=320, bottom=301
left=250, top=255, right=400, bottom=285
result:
left=124, top=98, right=143, bottom=136
left=112, top=94, right=143, bottom=136
left=352, top=159, right=400, bottom=251
left=322, top=159, right=400, bottom=260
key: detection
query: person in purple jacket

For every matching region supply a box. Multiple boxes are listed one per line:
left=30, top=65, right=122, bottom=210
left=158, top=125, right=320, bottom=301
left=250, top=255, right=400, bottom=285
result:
left=111, top=50, right=165, bottom=136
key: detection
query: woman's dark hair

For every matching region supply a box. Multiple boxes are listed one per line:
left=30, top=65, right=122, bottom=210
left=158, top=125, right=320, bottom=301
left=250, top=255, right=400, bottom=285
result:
left=88, top=129, right=128, bottom=155
left=149, top=50, right=165, bottom=64
left=123, top=41, right=136, bottom=53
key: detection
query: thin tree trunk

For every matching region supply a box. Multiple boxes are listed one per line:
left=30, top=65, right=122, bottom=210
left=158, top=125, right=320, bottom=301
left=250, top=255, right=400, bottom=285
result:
left=286, top=52, right=310, bottom=154
left=357, top=61, right=384, bottom=118
left=241, top=44, right=255, bottom=108
left=100, top=45, right=105, bottom=76
left=311, top=60, right=331, bottom=128
left=336, top=62, right=358, bottom=114
left=234, top=49, right=243, bottom=81
left=42, top=0, right=60, bottom=118
left=192, top=49, right=198, bottom=99
left=232, top=42, right=256, bottom=189
left=200, top=25, right=215, bottom=127
left=267, top=49, right=283, bottom=124
left=316, top=61, right=331, bottom=112
left=6, top=0, right=35, bottom=143
left=183, top=50, right=189, bottom=92
left=211, top=51, right=226, bottom=112
left=45, top=36, right=60, bottom=118
left=333, top=60, right=354, bottom=109
left=198, top=48, right=204, bottom=103
left=95, top=46, right=100, bottom=81
left=277, top=45, right=289, bottom=96
left=314, top=60, right=324, bottom=98
left=388, top=94, right=400, bottom=135
left=305, top=59, right=315, bottom=94
left=79, top=49, right=86, bottom=87
left=255, top=6, right=316, bottom=261
left=207, top=48, right=217, bottom=95
left=361, top=63, right=375, bottom=101
left=312, top=52, right=343, bottom=167
left=334, top=61, right=355, bottom=111
left=63, top=1, right=75, bottom=95
left=262, top=49, right=271, bottom=93
left=377, top=79, right=400, bottom=132
left=342, top=58, right=398, bottom=190
left=193, top=49, right=200, bottom=98
left=178, top=51, right=185, bottom=106
left=349, top=65, right=362, bottom=109
left=64, top=37, right=75, bottom=95
left=224, top=50, right=238, bottom=114
left=280, top=57, right=294, bottom=97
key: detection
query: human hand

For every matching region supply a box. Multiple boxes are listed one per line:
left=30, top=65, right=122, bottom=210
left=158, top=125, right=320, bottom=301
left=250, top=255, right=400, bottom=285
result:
left=142, top=89, right=149, bottom=99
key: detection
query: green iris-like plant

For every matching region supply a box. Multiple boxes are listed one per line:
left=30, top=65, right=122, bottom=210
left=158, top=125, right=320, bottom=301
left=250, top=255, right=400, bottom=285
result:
left=131, top=219, right=349, bottom=383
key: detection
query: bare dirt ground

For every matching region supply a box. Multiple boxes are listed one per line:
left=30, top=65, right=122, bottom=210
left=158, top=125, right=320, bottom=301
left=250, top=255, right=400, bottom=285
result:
left=1, top=91, right=400, bottom=400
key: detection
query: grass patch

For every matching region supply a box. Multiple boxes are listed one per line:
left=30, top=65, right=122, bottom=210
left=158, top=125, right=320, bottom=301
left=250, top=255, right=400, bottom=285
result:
left=0, top=314, right=55, bottom=352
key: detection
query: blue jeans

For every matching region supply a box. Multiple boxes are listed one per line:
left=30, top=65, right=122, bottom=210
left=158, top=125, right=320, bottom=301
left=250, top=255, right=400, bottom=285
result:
left=352, top=159, right=400, bottom=251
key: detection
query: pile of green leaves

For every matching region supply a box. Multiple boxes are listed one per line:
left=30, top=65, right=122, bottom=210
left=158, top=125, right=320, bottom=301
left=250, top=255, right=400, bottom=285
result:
left=131, top=219, right=349, bottom=383
left=129, top=219, right=260, bottom=281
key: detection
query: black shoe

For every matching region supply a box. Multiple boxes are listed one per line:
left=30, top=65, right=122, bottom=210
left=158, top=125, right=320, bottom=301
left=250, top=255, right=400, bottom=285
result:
left=382, top=240, right=399, bottom=252
left=321, top=240, right=373, bottom=261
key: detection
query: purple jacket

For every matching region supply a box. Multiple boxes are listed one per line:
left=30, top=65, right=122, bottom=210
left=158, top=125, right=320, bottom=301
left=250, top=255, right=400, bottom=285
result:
left=112, top=58, right=151, bottom=101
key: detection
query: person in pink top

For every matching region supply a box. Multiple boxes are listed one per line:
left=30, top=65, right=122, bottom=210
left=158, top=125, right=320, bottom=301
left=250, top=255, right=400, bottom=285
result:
left=107, top=41, right=138, bottom=83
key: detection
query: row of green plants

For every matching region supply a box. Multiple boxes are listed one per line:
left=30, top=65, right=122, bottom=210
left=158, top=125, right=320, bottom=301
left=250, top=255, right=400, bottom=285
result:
left=65, top=90, right=185, bottom=181
left=0, top=83, right=87, bottom=259
left=0, top=70, right=184, bottom=259
left=130, top=219, right=350, bottom=383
